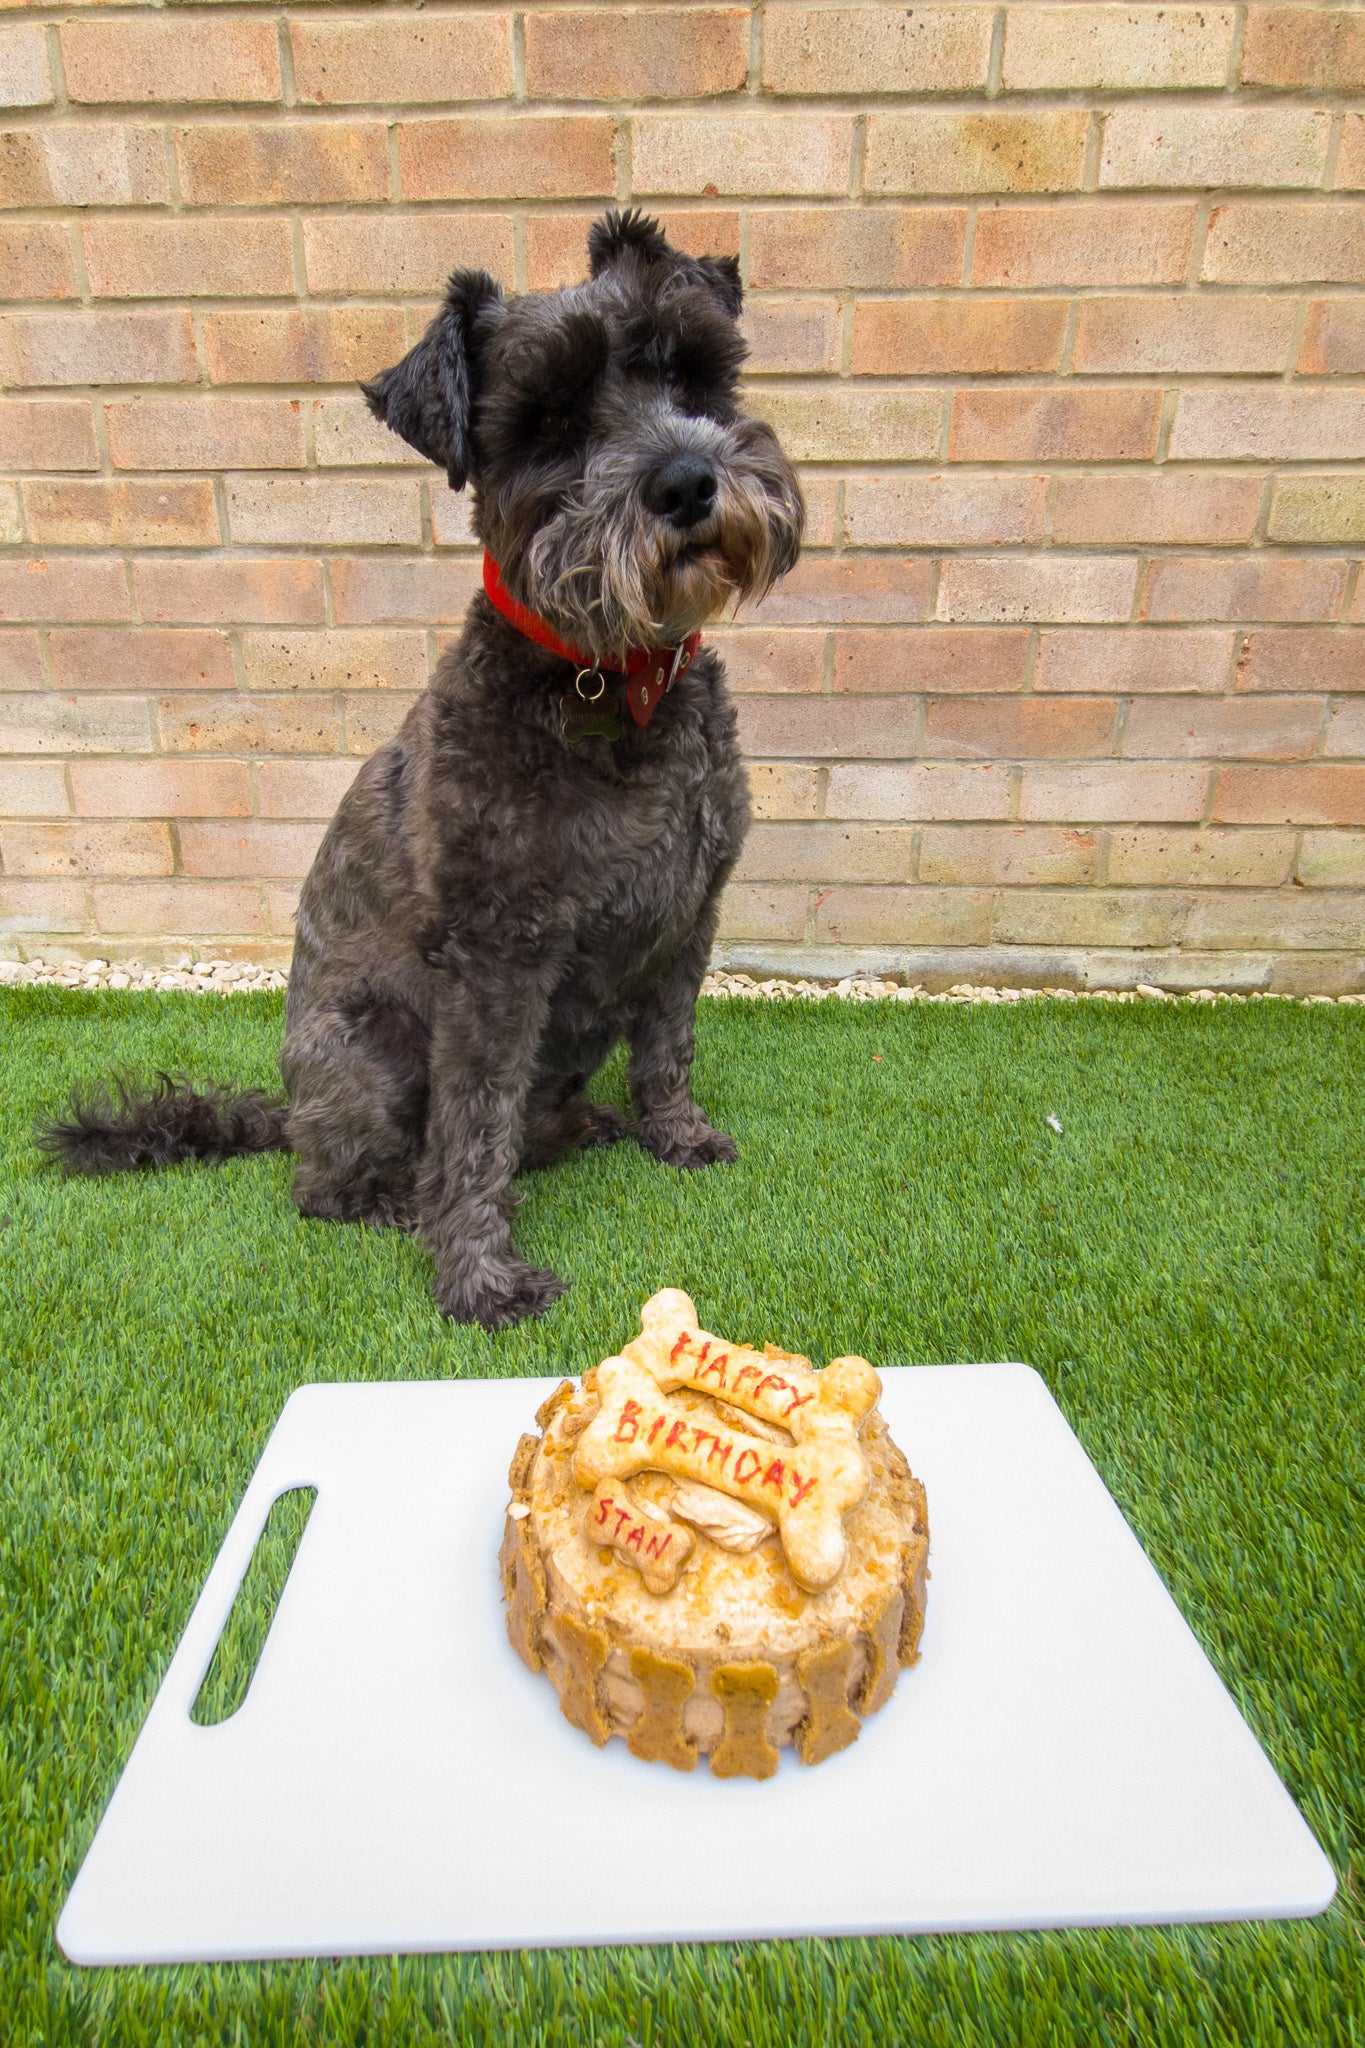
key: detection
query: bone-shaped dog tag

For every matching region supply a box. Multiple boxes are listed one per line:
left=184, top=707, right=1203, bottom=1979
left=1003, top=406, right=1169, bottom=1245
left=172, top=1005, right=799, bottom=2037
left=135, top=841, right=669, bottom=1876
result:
left=560, top=689, right=623, bottom=744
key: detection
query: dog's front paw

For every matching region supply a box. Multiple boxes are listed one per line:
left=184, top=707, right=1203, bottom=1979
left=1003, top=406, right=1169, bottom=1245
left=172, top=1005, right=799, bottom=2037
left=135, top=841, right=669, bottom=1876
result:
left=434, top=1258, right=569, bottom=1330
left=637, top=1118, right=738, bottom=1170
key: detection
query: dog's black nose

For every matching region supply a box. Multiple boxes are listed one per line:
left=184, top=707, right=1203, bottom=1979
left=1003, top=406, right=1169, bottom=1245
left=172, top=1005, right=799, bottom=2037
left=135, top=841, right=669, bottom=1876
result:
left=644, top=453, right=718, bottom=531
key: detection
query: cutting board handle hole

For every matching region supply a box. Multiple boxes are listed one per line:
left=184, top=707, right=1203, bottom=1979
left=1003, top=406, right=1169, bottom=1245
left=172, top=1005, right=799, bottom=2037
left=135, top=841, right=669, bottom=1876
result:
left=190, top=1486, right=317, bottom=1727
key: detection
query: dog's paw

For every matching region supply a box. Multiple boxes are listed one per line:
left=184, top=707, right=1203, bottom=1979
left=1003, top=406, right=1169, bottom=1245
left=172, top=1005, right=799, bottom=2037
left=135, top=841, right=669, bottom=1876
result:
left=637, top=1119, right=738, bottom=1170
left=434, top=1260, right=569, bottom=1330
left=581, top=1103, right=632, bottom=1148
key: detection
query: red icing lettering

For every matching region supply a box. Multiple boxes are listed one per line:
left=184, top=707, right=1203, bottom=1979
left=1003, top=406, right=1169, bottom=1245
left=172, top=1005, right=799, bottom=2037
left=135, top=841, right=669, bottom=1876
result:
left=733, top=1448, right=762, bottom=1485
left=645, top=1531, right=673, bottom=1562
left=761, top=1458, right=787, bottom=1492
left=691, top=1426, right=714, bottom=1458
left=695, top=1355, right=728, bottom=1388
left=697, top=1340, right=711, bottom=1361
left=626, top=1521, right=644, bottom=1551
left=783, top=1388, right=815, bottom=1421
left=669, top=1332, right=690, bottom=1364
left=665, top=1417, right=689, bottom=1451
left=754, top=1373, right=790, bottom=1403
left=732, top=1363, right=762, bottom=1394
left=612, top=1505, right=632, bottom=1539
left=613, top=1399, right=642, bottom=1444
left=707, top=1437, right=731, bottom=1472
left=647, top=1413, right=666, bottom=1446
left=594, top=1494, right=612, bottom=1526
left=789, top=1472, right=818, bottom=1510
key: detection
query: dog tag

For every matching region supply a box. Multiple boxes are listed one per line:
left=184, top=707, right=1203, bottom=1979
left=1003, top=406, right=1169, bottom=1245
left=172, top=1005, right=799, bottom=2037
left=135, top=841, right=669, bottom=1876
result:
left=560, top=690, right=623, bottom=744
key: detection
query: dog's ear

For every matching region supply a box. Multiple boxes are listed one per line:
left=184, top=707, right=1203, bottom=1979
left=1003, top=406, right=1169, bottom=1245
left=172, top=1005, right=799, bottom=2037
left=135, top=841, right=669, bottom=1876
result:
left=587, top=207, right=670, bottom=276
left=360, top=269, right=505, bottom=492
left=691, top=254, right=743, bottom=319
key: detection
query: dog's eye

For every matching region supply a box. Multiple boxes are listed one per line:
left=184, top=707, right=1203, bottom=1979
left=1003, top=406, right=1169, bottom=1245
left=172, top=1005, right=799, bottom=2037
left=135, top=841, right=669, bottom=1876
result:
left=537, top=406, right=584, bottom=446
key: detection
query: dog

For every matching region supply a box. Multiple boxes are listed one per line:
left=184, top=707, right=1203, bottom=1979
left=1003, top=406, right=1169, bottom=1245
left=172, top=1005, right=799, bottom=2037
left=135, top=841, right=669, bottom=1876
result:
left=40, top=211, right=805, bottom=1329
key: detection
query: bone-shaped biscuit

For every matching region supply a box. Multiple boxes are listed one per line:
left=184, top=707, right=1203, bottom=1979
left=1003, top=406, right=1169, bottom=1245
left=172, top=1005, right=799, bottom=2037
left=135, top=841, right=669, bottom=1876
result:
left=586, top=1480, right=692, bottom=1594
left=574, top=1345, right=876, bottom=1591
left=626, top=1288, right=880, bottom=1444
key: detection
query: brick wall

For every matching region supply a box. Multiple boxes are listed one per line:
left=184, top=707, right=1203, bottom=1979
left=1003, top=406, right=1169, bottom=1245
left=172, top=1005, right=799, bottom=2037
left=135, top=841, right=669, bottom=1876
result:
left=1, top=3, right=1362, bottom=993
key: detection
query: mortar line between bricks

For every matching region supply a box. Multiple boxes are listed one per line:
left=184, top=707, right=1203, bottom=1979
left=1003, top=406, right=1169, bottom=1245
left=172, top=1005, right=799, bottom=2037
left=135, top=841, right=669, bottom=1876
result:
left=1282, top=295, right=1313, bottom=381
left=207, top=472, right=230, bottom=550
left=1186, top=197, right=1214, bottom=287
left=17, top=536, right=1365, bottom=562
left=8, top=270, right=1365, bottom=296
left=19, top=90, right=1365, bottom=122
left=1227, top=4, right=1248, bottom=95
left=30, top=623, right=56, bottom=695
left=1082, top=107, right=1103, bottom=192
left=11, top=192, right=1365, bottom=221
left=1308, top=692, right=1334, bottom=763
left=986, top=6, right=1005, bottom=99
left=10, top=359, right=1365, bottom=395
left=41, top=16, right=67, bottom=117
left=276, top=15, right=297, bottom=113
left=16, top=462, right=1365, bottom=492
left=1057, top=296, right=1080, bottom=375
left=922, top=557, right=946, bottom=627
left=848, top=112, right=866, bottom=203
left=511, top=10, right=527, bottom=105
left=1131, top=556, right=1151, bottom=624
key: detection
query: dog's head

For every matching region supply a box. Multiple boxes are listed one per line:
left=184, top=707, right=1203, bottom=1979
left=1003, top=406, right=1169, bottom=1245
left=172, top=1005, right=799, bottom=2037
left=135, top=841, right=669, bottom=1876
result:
left=362, top=210, right=804, bottom=660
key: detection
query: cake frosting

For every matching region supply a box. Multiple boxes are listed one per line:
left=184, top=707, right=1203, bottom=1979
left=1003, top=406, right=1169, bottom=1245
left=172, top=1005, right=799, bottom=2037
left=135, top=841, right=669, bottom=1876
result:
left=499, top=1289, right=929, bottom=1777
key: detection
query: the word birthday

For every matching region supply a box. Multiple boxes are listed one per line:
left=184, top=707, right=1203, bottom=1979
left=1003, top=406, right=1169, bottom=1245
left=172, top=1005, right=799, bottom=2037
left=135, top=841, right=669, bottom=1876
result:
left=610, top=1397, right=819, bottom=1511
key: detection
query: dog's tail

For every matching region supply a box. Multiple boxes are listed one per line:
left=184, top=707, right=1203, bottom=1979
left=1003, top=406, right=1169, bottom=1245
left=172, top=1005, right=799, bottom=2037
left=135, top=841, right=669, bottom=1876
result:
left=37, top=1072, right=291, bottom=1175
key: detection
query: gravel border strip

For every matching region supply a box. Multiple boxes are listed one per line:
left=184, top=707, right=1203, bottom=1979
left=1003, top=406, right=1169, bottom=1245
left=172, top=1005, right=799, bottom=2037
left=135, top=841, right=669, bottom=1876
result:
left=0, top=957, right=288, bottom=995
left=1, top=958, right=1360, bottom=1006
left=702, top=974, right=1362, bottom=1006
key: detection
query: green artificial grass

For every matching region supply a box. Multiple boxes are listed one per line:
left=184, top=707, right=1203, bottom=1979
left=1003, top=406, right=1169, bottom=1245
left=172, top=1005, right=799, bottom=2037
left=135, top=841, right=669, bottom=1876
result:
left=1, top=986, right=1362, bottom=2047
left=189, top=1486, right=315, bottom=1729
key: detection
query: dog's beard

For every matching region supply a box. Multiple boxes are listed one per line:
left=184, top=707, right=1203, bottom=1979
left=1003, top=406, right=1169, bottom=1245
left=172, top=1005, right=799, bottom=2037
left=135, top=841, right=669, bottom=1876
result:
left=513, top=417, right=804, bottom=661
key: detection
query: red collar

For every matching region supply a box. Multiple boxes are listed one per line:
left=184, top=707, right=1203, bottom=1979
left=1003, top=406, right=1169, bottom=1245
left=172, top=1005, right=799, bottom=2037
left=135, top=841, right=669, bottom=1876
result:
left=481, top=550, right=700, bottom=730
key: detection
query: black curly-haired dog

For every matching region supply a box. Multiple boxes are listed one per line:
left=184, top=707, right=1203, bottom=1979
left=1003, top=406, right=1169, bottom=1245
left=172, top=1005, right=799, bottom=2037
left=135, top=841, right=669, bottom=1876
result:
left=41, top=210, right=805, bottom=1329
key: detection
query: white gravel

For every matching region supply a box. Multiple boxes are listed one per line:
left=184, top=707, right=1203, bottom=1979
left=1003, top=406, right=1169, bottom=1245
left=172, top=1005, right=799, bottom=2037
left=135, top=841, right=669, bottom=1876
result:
left=0, top=956, right=287, bottom=995
left=697, top=973, right=1364, bottom=1006
left=0, top=959, right=1359, bottom=1005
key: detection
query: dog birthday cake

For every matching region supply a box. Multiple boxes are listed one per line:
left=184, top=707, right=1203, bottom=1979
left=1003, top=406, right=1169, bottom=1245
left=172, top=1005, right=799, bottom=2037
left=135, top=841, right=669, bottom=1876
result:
left=499, top=1289, right=929, bottom=1776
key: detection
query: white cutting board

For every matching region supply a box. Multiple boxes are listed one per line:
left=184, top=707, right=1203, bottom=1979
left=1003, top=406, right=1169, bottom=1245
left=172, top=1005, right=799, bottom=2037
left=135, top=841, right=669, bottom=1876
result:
left=58, top=1366, right=1335, bottom=1963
